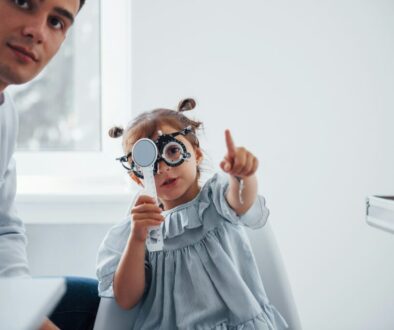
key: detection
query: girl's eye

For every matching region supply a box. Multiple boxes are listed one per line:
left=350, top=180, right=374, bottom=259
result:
left=49, top=16, right=64, bottom=30
left=13, top=0, right=30, bottom=9
left=162, top=142, right=184, bottom=164
left=169, top=147, right=180, bottom=154
left=166, top=146, right=181, bottom=160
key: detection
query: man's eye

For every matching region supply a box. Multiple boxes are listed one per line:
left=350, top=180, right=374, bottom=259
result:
left=13, top=0, right=30, bottom=9
left=49, top=17, right=64, bottom=30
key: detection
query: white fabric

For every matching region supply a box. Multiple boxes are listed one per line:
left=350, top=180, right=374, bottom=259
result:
left=0, top=92, right=30, bottom=277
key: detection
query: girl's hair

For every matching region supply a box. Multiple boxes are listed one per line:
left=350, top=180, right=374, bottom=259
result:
left=109, top=98, right=203, bottom=157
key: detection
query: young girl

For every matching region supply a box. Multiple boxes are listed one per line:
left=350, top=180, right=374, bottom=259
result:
left=96, top=99, right=288, bottom=329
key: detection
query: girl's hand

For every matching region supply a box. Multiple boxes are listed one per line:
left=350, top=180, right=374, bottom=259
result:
left=130, top=195, right=164, bottom=242
left=220, top=129, right=259, bottom=178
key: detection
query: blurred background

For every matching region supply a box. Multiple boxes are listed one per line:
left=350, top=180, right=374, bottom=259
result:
left=11, top=0, right=394, bottom=329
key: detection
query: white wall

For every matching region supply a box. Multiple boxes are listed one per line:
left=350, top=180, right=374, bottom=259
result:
left=20, top=1, right=394, bottom=329
left=130, top=0, right=394, bottom=329
left=26, top=224, right=111, bottom=278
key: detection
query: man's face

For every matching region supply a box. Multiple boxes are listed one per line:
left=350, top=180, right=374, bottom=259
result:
left=0, top=0, right=80, bottom=91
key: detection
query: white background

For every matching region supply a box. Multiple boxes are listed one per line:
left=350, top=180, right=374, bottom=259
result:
left=131, top=1, right=394, bottom=327
left=17, top=0, right=394, bottom=329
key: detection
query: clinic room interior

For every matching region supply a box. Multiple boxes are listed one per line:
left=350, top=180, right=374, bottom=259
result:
left=2, top=0, right=394, bottom=329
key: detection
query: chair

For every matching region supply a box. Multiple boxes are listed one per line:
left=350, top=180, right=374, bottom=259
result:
left=93, top=222, right=302, bottom=330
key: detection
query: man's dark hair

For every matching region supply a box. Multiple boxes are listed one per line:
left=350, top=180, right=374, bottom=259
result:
left=79, top=0, right=86, bottom=10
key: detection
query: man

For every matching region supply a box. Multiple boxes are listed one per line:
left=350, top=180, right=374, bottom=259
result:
left=0, top=0, right=99, bottom=329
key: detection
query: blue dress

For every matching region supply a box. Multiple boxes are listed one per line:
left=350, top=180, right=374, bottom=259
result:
left=96, top=173, right=288, bottom=330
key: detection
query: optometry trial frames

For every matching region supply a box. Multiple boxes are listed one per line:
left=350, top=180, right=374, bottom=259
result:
left=116, top=126, right=193, bottom=179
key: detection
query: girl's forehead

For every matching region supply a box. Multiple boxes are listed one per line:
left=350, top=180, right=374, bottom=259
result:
left=153, top=123, right=193, bottom=147
left=151, top=123, right=179, bottom=139
left=157, top=123, right=179, bottom=134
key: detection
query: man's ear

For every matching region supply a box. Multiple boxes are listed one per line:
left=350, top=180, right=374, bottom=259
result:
left=129, top=172, right=143, bottom=186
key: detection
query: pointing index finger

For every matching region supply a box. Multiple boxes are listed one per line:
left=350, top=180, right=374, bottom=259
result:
left=225, top=129, right=236, bottom=157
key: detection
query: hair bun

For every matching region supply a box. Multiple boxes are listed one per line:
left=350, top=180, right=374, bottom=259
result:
left=177, top=98, right=196, bottom=112
left=108, top=126, right=124, bottom=138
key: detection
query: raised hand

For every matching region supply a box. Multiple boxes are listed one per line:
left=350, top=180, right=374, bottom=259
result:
left=130, top=195, right=164, bottom=242
left=219, top=129, right=259, bottom=178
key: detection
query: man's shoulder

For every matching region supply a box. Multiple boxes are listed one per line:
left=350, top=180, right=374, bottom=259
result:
left=0, top=91, right=18, bottom=180
left=0, top=91, right=16, bottom=113
left=0, top=91, right=18, bottom=125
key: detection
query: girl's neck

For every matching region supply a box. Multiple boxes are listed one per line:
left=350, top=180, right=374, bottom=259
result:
left=161, top=179, right=201, bottom=211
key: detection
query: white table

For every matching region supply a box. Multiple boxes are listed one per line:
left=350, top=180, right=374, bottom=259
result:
left=0, top=278, right=66, bottom=330
left=366, top=196, right=394, bottom=233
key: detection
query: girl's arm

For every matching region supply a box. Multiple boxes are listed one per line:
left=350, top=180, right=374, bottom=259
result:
left=113, top=195, right=164, bottom=309
left=220, top=130, right=259, bottom=216
left=113, top=237, right=146, bottom=309
left=226, top=174, right=258, bottom=215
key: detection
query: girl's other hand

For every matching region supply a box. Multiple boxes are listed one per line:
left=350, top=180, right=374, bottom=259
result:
left=220, top=129, right=259, bottom=178
left=130, top=195, right=164, bottom=242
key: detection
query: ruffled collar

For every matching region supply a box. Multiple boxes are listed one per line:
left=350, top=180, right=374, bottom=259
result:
left=161, top=175, right=216, bottom=239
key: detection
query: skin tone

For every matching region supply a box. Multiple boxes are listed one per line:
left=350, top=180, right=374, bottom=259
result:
left=0, top=0, right=79, bottom=93
left=0, top=1, right=80, bottom=329
left=113, top=124, right=259, bottom=309
left=220, top=129, right=259, bottom=215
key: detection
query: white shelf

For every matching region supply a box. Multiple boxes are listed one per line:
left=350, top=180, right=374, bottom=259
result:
left=15, top=175, right=139, bottom=224
left=366, top=196, right=394, bottom=234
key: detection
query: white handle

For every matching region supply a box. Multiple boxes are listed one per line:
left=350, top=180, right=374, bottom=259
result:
left=141, top=167, right=157, bottom=203
left=141, top=167, right=163, bottom=251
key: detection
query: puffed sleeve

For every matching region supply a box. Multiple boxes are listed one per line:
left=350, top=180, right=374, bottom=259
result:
left=208, top=173, right=270, bottom=229
left=96, top=194, right=151, bottom=297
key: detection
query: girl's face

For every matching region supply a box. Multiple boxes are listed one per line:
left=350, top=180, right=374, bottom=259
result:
left=146, top=123, right=203, bottom=210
